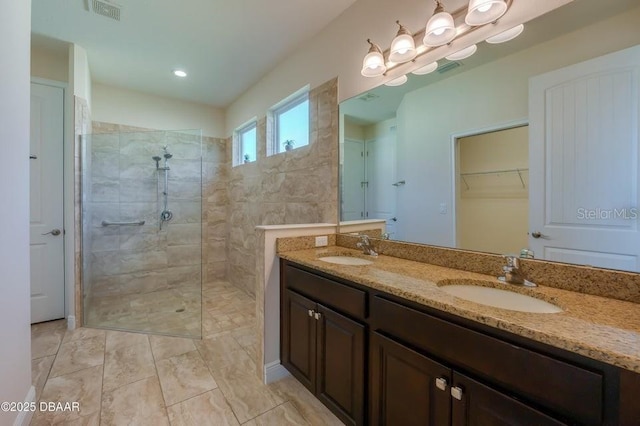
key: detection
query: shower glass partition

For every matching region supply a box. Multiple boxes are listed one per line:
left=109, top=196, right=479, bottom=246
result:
left=82, top=129, right=203, bottom=338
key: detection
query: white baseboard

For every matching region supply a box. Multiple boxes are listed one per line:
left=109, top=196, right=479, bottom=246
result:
left=66, top=315, right=76, bottom=330
left=264, top=361, right=290, bottom=384
left=13, top=386, right=35, bottom=426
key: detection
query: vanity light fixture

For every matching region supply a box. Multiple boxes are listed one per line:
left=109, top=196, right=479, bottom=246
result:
left=411, top=61, right=439, bottom=75
left=445, top=44, right=477, bottom=61
left=465, top=0, right=507, bottom=26
left=390, top=21, right=418, bottom=63
left=360, top=0, right=518, bottom=79
left=423, top=0, right=456, bottom=47
left=385, top=75, right=408, bottom=87
left=486, top=24, right=524, bottom=44
left=361, top=39, right=387, bottom=77
left=173, top=69, right=187, bottom=77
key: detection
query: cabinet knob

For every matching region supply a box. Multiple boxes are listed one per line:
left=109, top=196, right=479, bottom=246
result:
left=314, top=312, right=322, bottom=320
left=308, top=309, right=314, bottom=317
left=435, top=377, right=448, bottom=391
left=451, top=386, right=463, bottom=401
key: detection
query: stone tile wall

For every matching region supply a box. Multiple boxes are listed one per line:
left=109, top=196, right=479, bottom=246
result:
left=227, top=78, right=339, bottom=296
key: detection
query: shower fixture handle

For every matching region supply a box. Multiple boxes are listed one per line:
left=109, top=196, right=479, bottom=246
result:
left=42, top=228, right=61, bottom=236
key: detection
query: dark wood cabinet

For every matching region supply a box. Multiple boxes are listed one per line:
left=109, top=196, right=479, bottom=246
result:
left=281, top=268, right=366, bottom=426
left=451, top=372, right=567, bottom=426
left=369, top=331, right=451, bottom=426
left=280, top=259, right=640, bottom=426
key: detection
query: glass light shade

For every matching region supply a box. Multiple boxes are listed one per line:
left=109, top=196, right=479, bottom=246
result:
left=384, top=75, right=408, bottom=87
left=412, top=61, right=438, bottom=75
left=486, top=24, right=524, bottom=44
left=173, top=69, right=187, bottom=77
left=361, top=40, right=387, bottom=77
left=465, top=0, right=507, bottom=26
left=445, top=44, right=477, bottom=61
left=423, top=11, right=456, bottom=47
left=390, top=33, right=417, bottom=63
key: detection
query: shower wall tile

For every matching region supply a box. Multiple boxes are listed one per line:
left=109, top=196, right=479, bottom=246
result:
left=170, top=202, right=202, bottom=224
left=120, top=179, right=158, bottom=202
left=167, top=245, right=201, bottom=267
left=91, top=179, right=120, bottom=203
left=166, top=265, right=201, bottom=289
left=167, top=224, right=201, bottom=246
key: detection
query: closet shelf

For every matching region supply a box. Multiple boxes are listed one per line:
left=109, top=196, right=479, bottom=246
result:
left=460, top=168, right=528, bottom=190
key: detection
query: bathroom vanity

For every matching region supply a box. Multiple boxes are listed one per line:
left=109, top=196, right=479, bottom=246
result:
left=279, top=249, right=640, bottom=426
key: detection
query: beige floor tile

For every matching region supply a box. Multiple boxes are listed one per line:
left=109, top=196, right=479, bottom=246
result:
left=103, top=340, right=156, bottom=391
left=243, top=401, right=310, bottom=426
left=31, top=355, right=55, bottom=401
left=32, top=364, right=103, bottom=425
left=62, top=327, right=106, bottom=344
left=49, top=336, right=105, bottom=378
left=213, top=357, right=285, bottom=423
left=105, top=330, right=149, bottom=351
left=195, top=332, right=250, bottom=373
left=150, top=334, right=196, bottom=361
left=166, top=389, right=240, bottom=426
left=101, top=376, right=170, bottom=426
left=156, top=350, right=217, bottom=406
left=270, top=376, right=343, bottom=426
left=31, top=324, right=66, bottom=360
left=64, top=411, right=101, bottom=425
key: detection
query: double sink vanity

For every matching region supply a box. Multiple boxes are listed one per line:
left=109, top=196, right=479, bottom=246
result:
left=277, top=235, right=640, bottom=426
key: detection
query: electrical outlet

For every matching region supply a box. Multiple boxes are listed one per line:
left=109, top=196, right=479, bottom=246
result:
left=315, top=236, right=328, bottom=247
left=439, top=203, right=448, bottom=215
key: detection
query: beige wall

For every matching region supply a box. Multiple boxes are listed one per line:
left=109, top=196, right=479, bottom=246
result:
left=0, top=1, right=33, bottom=424
left=31, top=44, right=68, bottom=82
left=343, top=119, right=365, bottom=140
left=92, top=83, right=225, bottom=138
left=457, top=126, right=529, bottom=255
left=228, top=79, right=339, bottom=295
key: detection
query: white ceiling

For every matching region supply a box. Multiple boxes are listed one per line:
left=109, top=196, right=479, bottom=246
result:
left=31, top=0, right=356, bottom=107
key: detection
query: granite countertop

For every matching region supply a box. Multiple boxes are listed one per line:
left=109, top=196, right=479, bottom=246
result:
left=279, top=246, right=640, bottom=373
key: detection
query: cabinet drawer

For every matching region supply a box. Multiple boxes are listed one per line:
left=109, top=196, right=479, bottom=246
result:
left=283, top=263, right=367, bottom=320
left=371, top=296, right=603, bottom=425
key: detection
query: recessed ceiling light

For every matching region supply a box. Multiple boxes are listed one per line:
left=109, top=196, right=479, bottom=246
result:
left=445, top=45, right=477, bottom=61
left=412, top=62, right=438, bottom=76
left=486, top=24, right=525, bottom=44
left=384, top=75, right=408, bottom=87
left=173, top=69, right=187, bottom=78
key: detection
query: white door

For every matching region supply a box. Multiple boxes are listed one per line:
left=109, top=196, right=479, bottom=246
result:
left=342, top=139, right=366, bottom=221
left=30, top=82, right=65, bottom=323
left=529, top=45, right=640, bottom=271
left=366, top=132, right=397, bottom=237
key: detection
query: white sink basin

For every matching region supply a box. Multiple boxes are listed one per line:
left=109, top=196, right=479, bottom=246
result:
left=440, top=284, right=563, bottom=314
left=318, top=256, right=373, bottom=266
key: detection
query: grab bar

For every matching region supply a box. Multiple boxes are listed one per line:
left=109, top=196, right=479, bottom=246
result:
left=101, top=220, right=145, bottom=227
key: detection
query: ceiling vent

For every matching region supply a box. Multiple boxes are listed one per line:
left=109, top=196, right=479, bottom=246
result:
left=88, top=0, right=122, bottom=21
left=437, top=61, right=461, bottom=74
left=358, top=93, right=380, bottom=102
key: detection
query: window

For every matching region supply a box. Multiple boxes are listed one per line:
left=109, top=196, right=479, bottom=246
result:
left=269, top=91, right=309, bottom=155
left=234, top=121, right=257, bottom=166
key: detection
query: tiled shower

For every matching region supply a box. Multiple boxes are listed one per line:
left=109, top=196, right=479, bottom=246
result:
left=82, top=129, right=204, bottom=338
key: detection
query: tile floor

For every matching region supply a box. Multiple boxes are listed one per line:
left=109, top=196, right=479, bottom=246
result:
left=30, top=281, right=343, bottom=425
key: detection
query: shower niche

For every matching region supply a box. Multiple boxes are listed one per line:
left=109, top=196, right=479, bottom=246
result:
left=81, top=129, right=203, bottom=338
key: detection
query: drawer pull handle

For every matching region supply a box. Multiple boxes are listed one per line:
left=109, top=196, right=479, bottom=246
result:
left=308, top=309, right=314, bottom=317
left=451, top=386, right=463, bottom=400
left=435, top=377, right=448, bottom=391
left=314, top=312, right=322, bottom=320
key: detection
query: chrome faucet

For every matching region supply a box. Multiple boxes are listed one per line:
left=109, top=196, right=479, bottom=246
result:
left=499, top=255, right=536, bottom=287
left=356, top=235, right=378, bottom=256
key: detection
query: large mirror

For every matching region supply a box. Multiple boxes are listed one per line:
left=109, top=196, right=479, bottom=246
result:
left=340, top=0, right=640, bottom=272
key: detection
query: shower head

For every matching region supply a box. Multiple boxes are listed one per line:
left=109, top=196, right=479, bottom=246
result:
left=164, top=153, right=173, bottom=159
left=162, top=145, right=173, bottom=160
left=152, top=156, right=161, bottom=161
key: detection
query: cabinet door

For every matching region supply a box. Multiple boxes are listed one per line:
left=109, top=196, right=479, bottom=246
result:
left=451, top=372, right=568, bottom=426
left=370, top=331, right=451, bottom=426
left=316, top=304, right=366, bottom=426
left=282, top=289, right=317, bottom=392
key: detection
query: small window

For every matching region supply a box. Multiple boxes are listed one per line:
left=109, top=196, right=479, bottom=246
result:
left=269, top=91, right=309, bottom=155
left=234, top=121, right=257, bottom=166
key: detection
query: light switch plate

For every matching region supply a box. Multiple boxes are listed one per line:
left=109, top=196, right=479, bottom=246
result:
left=315, top=236, right=328, bottom=247
left=439, top=203, right=448, bottom=214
